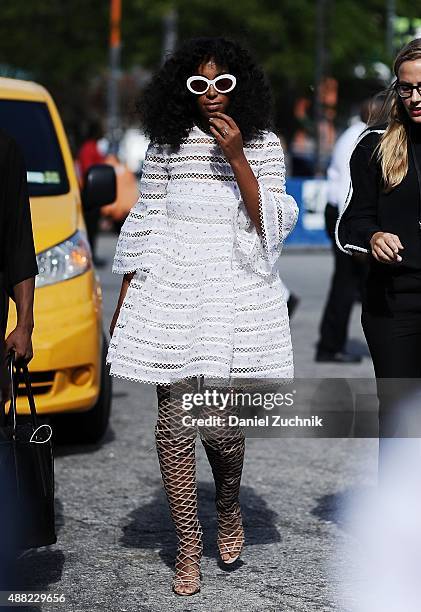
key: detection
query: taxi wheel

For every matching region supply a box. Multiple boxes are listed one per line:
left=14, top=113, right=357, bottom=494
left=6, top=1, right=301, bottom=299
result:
left=53, top=334, right=112, bottom=444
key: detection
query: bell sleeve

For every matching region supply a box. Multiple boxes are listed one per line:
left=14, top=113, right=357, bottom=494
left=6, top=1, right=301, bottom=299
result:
left=4, top=137, right=38, bottom=299
left=336, top=131, right=383, bottom=255
left=112, top=141, right=170, bottom=275
left=233, top=132, right=299, bottom=277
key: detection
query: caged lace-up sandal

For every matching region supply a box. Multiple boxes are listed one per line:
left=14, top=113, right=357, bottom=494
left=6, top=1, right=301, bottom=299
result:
left=199, top=383, right=246, bottom=566
left=155, top=379, right=203, bottom=596
left=172, top=535, right=203, bottom=595
left=217, top=503, right=244, bottom=564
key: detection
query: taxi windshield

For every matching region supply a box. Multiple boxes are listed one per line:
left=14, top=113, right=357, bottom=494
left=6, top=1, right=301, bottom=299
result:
left=0, top=99, right=69, bottom=197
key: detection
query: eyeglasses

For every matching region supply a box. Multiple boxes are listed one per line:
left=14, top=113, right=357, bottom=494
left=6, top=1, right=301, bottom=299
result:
left=186, top=74, right=237, bottom=95
left=395, top=81, right=421, bottom=99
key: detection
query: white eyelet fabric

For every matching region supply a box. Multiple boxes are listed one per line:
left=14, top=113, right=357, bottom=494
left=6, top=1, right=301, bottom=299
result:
left=107, top=125, right=299, bottom=385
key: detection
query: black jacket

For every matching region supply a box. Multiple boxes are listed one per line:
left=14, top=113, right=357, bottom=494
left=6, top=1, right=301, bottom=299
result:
left=0, top=129, right=38, bottom=335
left=336, top=123, right=421, bottom=304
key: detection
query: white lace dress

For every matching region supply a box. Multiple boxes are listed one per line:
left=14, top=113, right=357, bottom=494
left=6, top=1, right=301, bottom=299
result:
left=106, top=125, right=299, bottom=386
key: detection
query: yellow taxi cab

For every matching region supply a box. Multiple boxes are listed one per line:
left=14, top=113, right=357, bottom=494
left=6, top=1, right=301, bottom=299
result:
left=0, top=77, right=116, bottom=443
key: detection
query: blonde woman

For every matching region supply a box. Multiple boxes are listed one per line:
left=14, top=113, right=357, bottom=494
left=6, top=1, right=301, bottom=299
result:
left=337, top=39, right=421, bottom=447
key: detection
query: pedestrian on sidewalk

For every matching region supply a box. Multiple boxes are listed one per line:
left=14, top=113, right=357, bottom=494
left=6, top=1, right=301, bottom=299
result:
left=315, top=101, right=373, bottom=364
left=0, top=129, right=38, bottom=586
left=336, top=38, right=421, bottom=472
left=108, top=37, right=298, bottom=596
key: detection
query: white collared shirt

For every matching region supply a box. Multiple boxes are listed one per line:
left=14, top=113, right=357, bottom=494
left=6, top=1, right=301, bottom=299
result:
left=327, top=120, right=367, bottom=213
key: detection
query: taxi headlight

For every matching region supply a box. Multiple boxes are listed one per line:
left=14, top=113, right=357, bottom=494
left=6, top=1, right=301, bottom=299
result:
left=35, top=231, right=92, bottom=288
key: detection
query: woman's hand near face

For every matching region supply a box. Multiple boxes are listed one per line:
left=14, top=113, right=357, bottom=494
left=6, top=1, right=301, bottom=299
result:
left=209, top=111, right=262, bottom=234
left=209, top=113, right=245, bottom=164
left=370, top=231, right=404, bottom=264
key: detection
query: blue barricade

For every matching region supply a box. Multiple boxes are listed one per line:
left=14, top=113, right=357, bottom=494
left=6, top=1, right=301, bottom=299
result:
left=285, top=178, right=330, bottom=247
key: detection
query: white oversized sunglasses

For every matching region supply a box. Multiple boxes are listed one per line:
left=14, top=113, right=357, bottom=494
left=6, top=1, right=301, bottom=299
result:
left=186, top=73, right=237, bottom=95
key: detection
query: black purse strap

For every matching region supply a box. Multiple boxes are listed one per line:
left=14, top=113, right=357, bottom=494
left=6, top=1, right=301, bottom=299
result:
left=7, top=352, right=39, bottom=436
left=7, top=353, right=51, bottom=500
left=7, top=353, right=17, bottom=435
left=19, top=361, right=39, bottom=429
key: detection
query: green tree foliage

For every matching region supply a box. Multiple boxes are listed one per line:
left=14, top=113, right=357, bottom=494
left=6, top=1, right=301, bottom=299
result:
left=0, top=0, right=109, bottom=148
left=0, top=0, right=420, bottom=145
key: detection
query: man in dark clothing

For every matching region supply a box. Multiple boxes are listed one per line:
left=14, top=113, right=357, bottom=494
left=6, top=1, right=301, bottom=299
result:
left=0, top=129, right=38, bottom=588
left=315, top=102, right=371, bottom=363
left=0, top=128, right=38, bottom=399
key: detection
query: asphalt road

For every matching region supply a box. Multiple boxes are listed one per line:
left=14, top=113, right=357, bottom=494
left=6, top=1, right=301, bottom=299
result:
left=12, top=235, right=379, bottom=612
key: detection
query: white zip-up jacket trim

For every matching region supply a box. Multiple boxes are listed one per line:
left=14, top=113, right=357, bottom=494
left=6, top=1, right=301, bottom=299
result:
left=335, top=128, right=385, bottom=255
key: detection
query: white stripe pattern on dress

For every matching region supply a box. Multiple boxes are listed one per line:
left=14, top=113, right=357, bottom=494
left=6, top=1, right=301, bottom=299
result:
left=107, top=125, right=299, bottom=385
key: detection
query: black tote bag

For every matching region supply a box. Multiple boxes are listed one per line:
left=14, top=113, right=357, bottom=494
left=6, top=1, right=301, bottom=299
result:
left=0, top=354, right=56, bottom=549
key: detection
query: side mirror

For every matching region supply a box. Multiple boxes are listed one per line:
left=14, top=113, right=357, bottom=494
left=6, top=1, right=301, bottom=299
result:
left=82, top=164, right=116, bottom=211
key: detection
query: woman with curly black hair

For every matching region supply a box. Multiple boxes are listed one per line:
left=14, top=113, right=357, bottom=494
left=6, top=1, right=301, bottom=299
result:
left=108, top=37, right=298, bottom=596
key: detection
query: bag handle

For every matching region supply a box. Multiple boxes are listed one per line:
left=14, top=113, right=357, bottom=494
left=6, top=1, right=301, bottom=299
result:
left=7, top=352, right=17, bottom=436
left=6, top=353, right=51, bottom=500
left=18, top=360, right=39, bottom=429
left=7, top=352, right=39, bottom=435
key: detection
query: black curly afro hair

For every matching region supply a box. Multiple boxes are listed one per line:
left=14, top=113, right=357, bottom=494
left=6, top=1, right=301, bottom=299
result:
left=138, top=37, right=273, bottom=149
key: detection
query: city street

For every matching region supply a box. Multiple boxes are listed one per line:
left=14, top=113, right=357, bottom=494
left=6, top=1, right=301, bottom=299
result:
left=2, top=2, right=421, bottom=610
left=15, top=235, right=378, bottom=612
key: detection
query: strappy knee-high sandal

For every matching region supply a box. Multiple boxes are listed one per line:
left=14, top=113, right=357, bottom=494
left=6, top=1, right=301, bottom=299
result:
left=200, top=402, right=246, bottom=565
left=156, top=380, right=203, bottom=595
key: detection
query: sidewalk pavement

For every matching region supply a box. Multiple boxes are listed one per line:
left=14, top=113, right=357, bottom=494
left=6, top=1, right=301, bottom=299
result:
left=15, top=236, right=378, bottom=612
